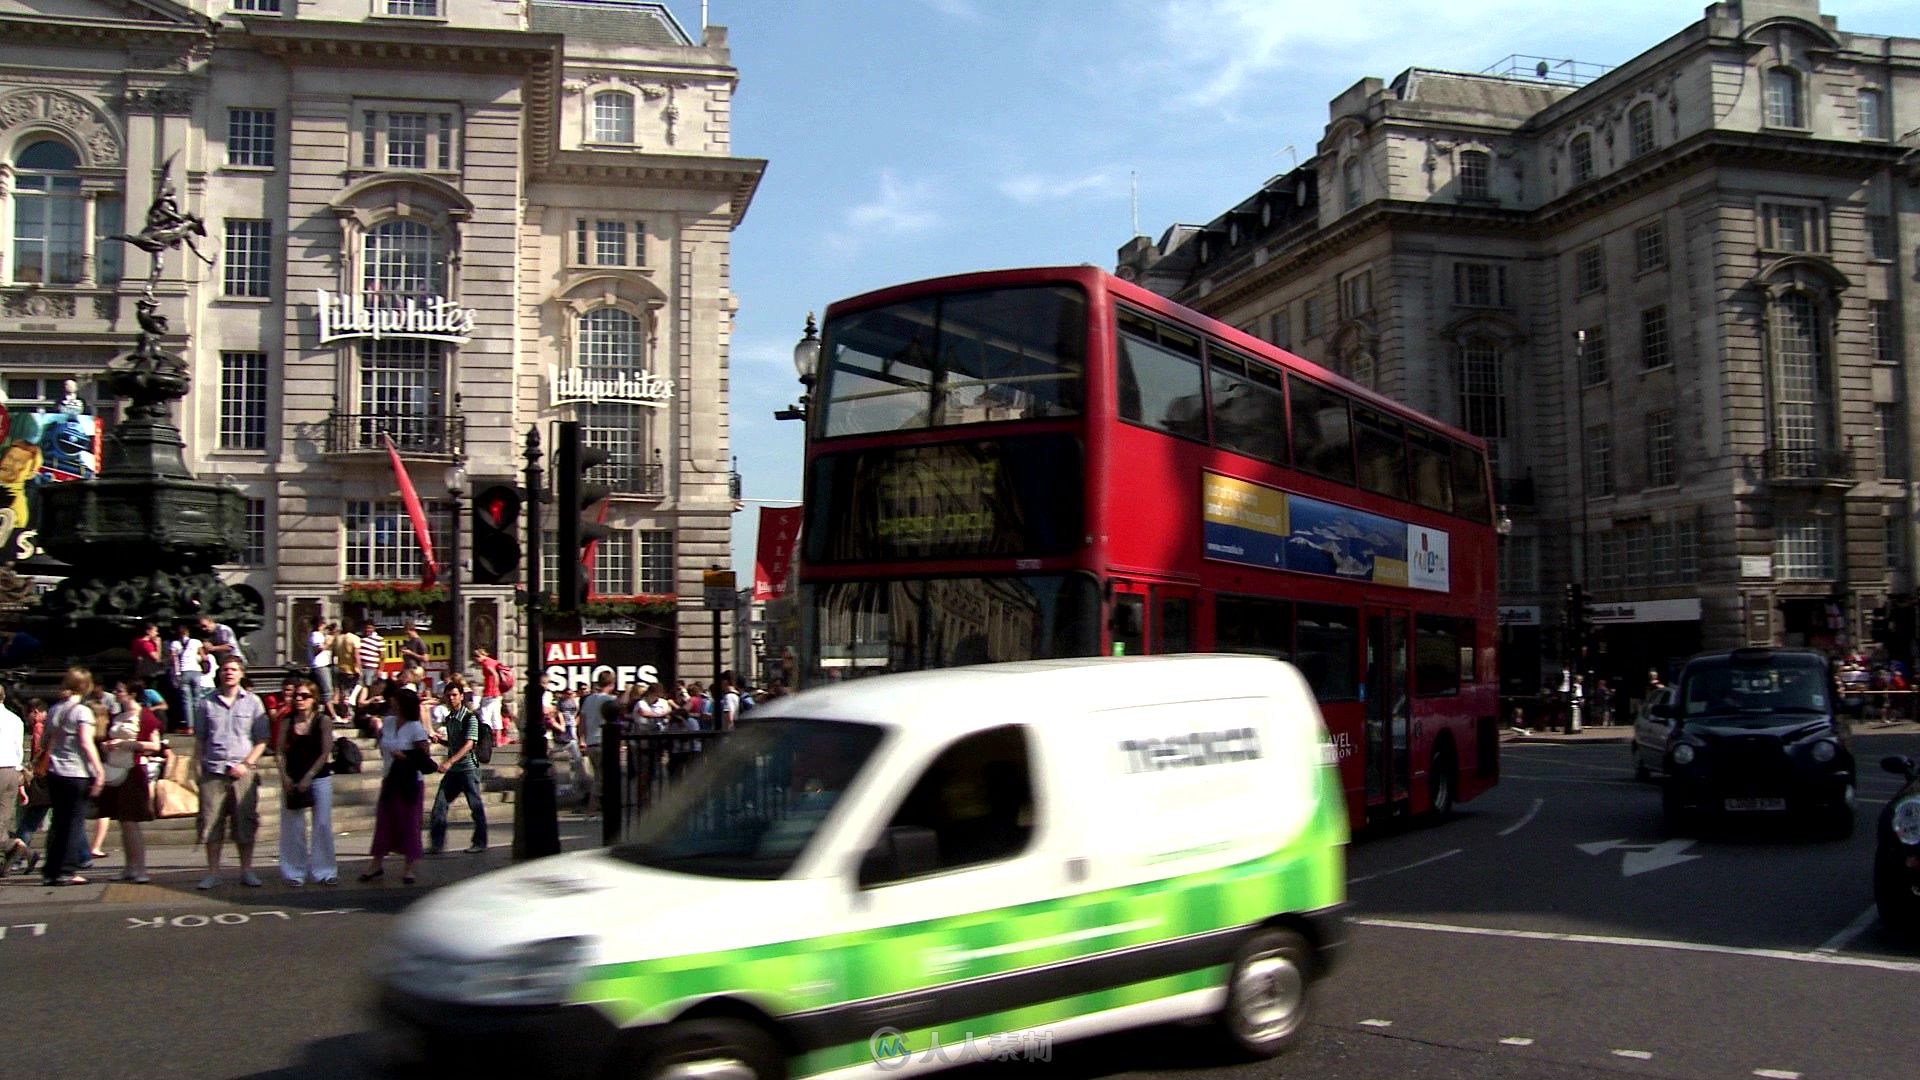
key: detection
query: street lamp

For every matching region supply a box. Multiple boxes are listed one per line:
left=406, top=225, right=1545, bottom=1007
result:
left=446, top=456, right=468, bottom=687
left=775, top=312, right=820, bottom=423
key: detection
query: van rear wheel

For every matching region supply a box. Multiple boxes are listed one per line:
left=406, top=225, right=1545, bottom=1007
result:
left=632, top=1018, right=786, bottom=1080
left=1217, top=928, right=1311, bottom=1058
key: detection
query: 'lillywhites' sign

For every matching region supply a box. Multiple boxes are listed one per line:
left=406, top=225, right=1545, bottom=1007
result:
left=315, top=290, right=477, bottom=344
left=548, top=364, right=676, bottom=408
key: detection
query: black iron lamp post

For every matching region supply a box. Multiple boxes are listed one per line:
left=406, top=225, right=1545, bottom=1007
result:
left=446, top=456, right=467, bottom=683
left=774, top=313, right=820, bottom=423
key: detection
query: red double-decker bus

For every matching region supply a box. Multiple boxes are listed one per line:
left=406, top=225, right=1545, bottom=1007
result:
left=794, top=266, right=1498, bottom=828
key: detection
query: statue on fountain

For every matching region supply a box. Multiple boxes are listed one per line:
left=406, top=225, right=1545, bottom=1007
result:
left=103, top=155, right=211, bottom=400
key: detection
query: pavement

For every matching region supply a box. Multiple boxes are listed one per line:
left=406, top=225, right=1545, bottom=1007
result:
left=1501, top=718, right=1920, bottom=743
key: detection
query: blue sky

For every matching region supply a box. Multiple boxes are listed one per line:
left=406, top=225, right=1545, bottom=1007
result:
left=656, top=0, right=1920, bottom=577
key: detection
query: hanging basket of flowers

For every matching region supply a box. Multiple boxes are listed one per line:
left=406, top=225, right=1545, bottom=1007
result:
left=341, top=581, right=450, bottom=610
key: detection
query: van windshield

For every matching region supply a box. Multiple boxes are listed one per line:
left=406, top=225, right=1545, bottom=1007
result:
left=609, top=719, right=886, bottom=880
left=1678, top=656, right=1830, bottom=726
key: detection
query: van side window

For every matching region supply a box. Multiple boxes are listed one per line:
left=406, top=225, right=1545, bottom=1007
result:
left=882, top=725, right=1036, bottom=878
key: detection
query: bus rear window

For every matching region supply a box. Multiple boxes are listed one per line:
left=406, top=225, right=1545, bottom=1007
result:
left=1290, top=377, right=1354, bottom=485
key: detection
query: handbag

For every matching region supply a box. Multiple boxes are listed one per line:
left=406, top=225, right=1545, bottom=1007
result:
left=153, top=750, right=199, bottom=819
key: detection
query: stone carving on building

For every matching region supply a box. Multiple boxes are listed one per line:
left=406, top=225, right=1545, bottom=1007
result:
left=0, top=292, right=77, bottom=319
left=93, top=294, right=119, bottom=322
left=0, top=89, right=123, bottom=166
left=118, top=86, right=196, bottom=115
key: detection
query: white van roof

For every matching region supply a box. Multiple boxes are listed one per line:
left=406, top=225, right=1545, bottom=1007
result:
left=754, top=655, right=1309, bottom=733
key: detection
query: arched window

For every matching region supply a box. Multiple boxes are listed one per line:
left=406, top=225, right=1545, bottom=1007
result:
left=1458, top=150, right=1490, bottom=201
left=577, top=307, right=653, bottom=494
left=1629, top=102, right=1656, bottom=157
left=362, top=218, right=445, bottom=299
left=1570, top=133, right=1595, bottom=184
left=1343, top=158, right=1362, bottom=212
left=592, top=90, right=635, bottom=144
left=1858, top=88, right=1886, bottom=139
left=1348, top=351, right=1377, bottom=390
left=1771, top=291, right=1829, bottom=456
left=11, top=140, right=84, bottom=285
left=1765, top=68, right=1804, bottom=128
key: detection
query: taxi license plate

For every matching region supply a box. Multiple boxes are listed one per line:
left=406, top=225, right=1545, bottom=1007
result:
left=1724, top=797, right=1787, bottom=811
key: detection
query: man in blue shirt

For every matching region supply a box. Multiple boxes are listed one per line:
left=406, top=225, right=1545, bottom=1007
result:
left=196, top=658, right=269, bottom=890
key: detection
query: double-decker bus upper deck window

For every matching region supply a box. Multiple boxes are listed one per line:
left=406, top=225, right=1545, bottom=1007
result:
left=1450, top=441, right=1492, bottom=523
left=1295, top=603, right=1359, bottom=702
left=1289, top=376, right=1355, bottom=485
left=1408, top=428, right=1455, bottom=514
left=816, top=285, right=1086, bottom=437
left=1209, top=346, right=1288, bottom=465
left=1116, top=309, right=1206, bottom=442
left=1354, top=407, right=1408, bottom=500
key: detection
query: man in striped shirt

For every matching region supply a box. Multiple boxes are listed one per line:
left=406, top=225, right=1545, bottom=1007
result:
left=357, top=621, right=385, bottom=689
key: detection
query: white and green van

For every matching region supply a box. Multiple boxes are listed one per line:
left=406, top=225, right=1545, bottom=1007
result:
left=371, top=655, right=1349, bottom=1080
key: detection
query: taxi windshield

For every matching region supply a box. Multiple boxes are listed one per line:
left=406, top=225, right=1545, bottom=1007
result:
left=1678, top=656, right=1830, bottom=726
left=609, top=718, right=886, bottom=880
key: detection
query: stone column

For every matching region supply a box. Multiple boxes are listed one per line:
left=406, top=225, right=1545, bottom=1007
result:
left=80, top=190, right=98, bottom=286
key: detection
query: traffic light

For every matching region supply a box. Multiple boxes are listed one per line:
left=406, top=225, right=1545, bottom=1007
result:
left=1565, top=583, right=1592, bottom=661
left=471, top=485, right=523, bottom=585
left=554, top=420, right=612, bottom=612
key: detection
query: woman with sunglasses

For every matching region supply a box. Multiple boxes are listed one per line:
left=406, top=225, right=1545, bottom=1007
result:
left=275, top=678, right=336, bottom=886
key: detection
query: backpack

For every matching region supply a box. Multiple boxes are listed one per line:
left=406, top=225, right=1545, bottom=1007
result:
left=331, top=736, right=363, bottom=774
left=497, top=664, right=516, bottom=693
left=476, top=721, right=496, bottom=764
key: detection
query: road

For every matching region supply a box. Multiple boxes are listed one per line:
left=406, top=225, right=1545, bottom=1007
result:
left=9, top=732, right=1917, bottom=1080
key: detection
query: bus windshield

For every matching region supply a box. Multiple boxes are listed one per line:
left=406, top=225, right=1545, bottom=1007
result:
left=804, top=575, right=1100, bottom=680
left=815, top=284, right=1088, bottom=437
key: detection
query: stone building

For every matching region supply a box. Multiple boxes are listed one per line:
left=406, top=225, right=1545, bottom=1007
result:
left=1118, top=0, right=1920, bottom=693
left=0, top=0, right=761, bottom=685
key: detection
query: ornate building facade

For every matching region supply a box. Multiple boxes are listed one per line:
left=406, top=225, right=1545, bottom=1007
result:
left=0, top=0, right=760, bottom=683
left=1120, top=0, right=1920, bottom=692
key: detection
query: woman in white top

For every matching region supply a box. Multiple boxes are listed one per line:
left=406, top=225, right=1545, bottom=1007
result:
left=359, top=675, right=439, bottom=885
left=41, top=668, right=105, bottom=886
left=308, top=618, right=335, bottom=707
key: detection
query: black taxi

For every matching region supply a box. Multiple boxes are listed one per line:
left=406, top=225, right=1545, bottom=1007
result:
left=1651, top=647, right=1856, bottom=837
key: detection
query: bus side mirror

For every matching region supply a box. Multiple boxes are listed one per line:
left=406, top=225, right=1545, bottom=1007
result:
left=858, top=825, right=940, bottom=888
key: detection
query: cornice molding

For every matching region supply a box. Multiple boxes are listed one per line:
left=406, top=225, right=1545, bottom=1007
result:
left=541, top=152, right=766, bottom=227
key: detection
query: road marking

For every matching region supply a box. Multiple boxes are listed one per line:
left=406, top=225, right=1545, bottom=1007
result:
left=1504, top=772, right=1641, bottom=788
left=0, top=923, right=48, bottom=942
left=127, top=909, right=357, bottom=930
left=1499, top=1037, right=1534, bottom=1046
left=1358, top=1019, right=1393, bottom=1028
left=1499, top=798, right=1545, bottom=836
left=1348, top=848, right=1463, bottom=885
left=1817, top=905, right=1879, bottom=953
left=1753, top=1071, right=1802, bottom=1079
left=1576, top=838, right=1701, bottom=877
left=1612, top=1049, right=1654, bottom=1060
left=1354, top=917, right=1920, bottom=974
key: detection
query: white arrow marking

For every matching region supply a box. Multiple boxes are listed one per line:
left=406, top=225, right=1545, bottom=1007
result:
left=1576, top=838, right=1701, bottom=877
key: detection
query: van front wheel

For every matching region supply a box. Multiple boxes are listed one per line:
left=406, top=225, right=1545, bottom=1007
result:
left=633, top=1018, right=786, bottom=1080
left=1217, top=928, right=1311, bottom=1058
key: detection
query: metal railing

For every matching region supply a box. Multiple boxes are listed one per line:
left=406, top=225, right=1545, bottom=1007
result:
left=602, top=728, right=734, bottom=845
left=1759, top=444, right=1853, bottom=482
left=326, top=412, right=465, bottom=456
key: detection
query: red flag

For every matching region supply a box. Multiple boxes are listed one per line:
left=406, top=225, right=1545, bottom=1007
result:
left=383, top=434, right=440, bottom=587
left=580, top=498, right=611, bottom=598
left=754, top=506, right=804, bottom=600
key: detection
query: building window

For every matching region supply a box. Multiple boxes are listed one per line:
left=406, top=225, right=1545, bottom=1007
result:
left=639, top=529, right=674, bottom=593
left=1871, top=300, right=1897, bottom=364
left=1302, top=296, right=1322, bottom=339
left=222, top=219, right=272, bottom=297
left=1761, top=201, right=1823, bottom=253
left=592, top=91, right=636, bottom=144
left=1575, top=244, right=1605, bottom=295
left=1648, top=409, right=1676, bottom=487
left=573, top=218, right=646, bottom=268
left=1586, top=424, right=1613, bottom=497
left=1869, top=215, right=1896, bottom=261
left=1622, top=524, right=1649, bottom=587
left=578, top=307, right=656, bottom=494
left=1340, top=270, right=1372, bottom=319
left=231, top=0, right=281, bottom=10
left=1765, top=68, right=1804, bottom=128
left=1497, top=534, right=1536, bottom=594
left=363, top=219, right=445, bottom=298
left=10, top=140, right=87, bottom=286
left=1453, top=262, right=1508, bottom=307
left=360, top=108, right=457, bottom=171
left=1347, top=351, right=1376, bottom=390
left=1677, top=519, right=1699, bottom=577
left=1649, top=523, right=1677, bottom=583
left=591, top=530, right=632, bottom=596
left=1888, top=516, right=1909, bottom=574
left=383, top=0, right=441, bottom=15
left=1772, top=292, right=1829, bottom=453
left=1858, top=89, right=1886, bottom=140
left=1457, top=338, right=1507, bottom=440
left=1342, top=158, right=1361, bottom=213
left=1634, top=220, right=1666, bottom=273
left=1592, top=530, right=1624, bottom=590
left=241, top=499, right=267, bottom=567
left=1459, top=150, right=1490, bottom=200
left=1879, top=402, right=1907, bottom=478
left=1581, top=325, right=1608, bottom=387
left=1570, top=133, right=1594, bottom=184
left=345, top=499, right=453, bottom=581
left=1628, top=102, right=1656, bottom=158
left=1775, top=516, right=1839, bottom=579
left=1642, top=305, right=1671, bottom=370
left=219, top=351, right=268, bottom=451
left=1270, top=308, right=1291, bottom=350
left=358, top=338, right=445, bottom=444
left=226, top=108, right=276, bottom=168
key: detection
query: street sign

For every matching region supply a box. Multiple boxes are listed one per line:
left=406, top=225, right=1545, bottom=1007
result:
left=703, top=569, right=737, bottom=610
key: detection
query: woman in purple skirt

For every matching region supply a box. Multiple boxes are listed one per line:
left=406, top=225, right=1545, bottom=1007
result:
left=359, top=671, right=438, bottom=885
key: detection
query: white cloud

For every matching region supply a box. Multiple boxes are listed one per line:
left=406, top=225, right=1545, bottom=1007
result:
left=999, top=168, right=1125, bottom=206
left=841, top=169, right=942, bottom=238
left=918, top=0, right=981, bottom=19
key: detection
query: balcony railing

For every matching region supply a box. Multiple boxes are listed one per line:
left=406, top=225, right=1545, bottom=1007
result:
left=1758, top=443, right=1854, bottom=484
left=607, top=462, right=666, bottom=497
left=326, top=412, right=466, bottom=457
left=1495, top=477, right=1536, bottom=506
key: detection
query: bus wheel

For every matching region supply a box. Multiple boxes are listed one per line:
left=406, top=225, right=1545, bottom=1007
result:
left=1217, top=928, right=1311, bottom=1058
left=633, top=1018, right=786, bottom=1080
left=1428, top=745, right=1456, bottom=819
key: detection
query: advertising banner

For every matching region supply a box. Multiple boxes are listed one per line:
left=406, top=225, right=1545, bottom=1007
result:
left=0, top=394, right=102, bottom=564
left=540, top=636, right=671, bottom=695
left=754, top=506, right=803, bottom=601
left=1201, top=471, right=1450, bottom=593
